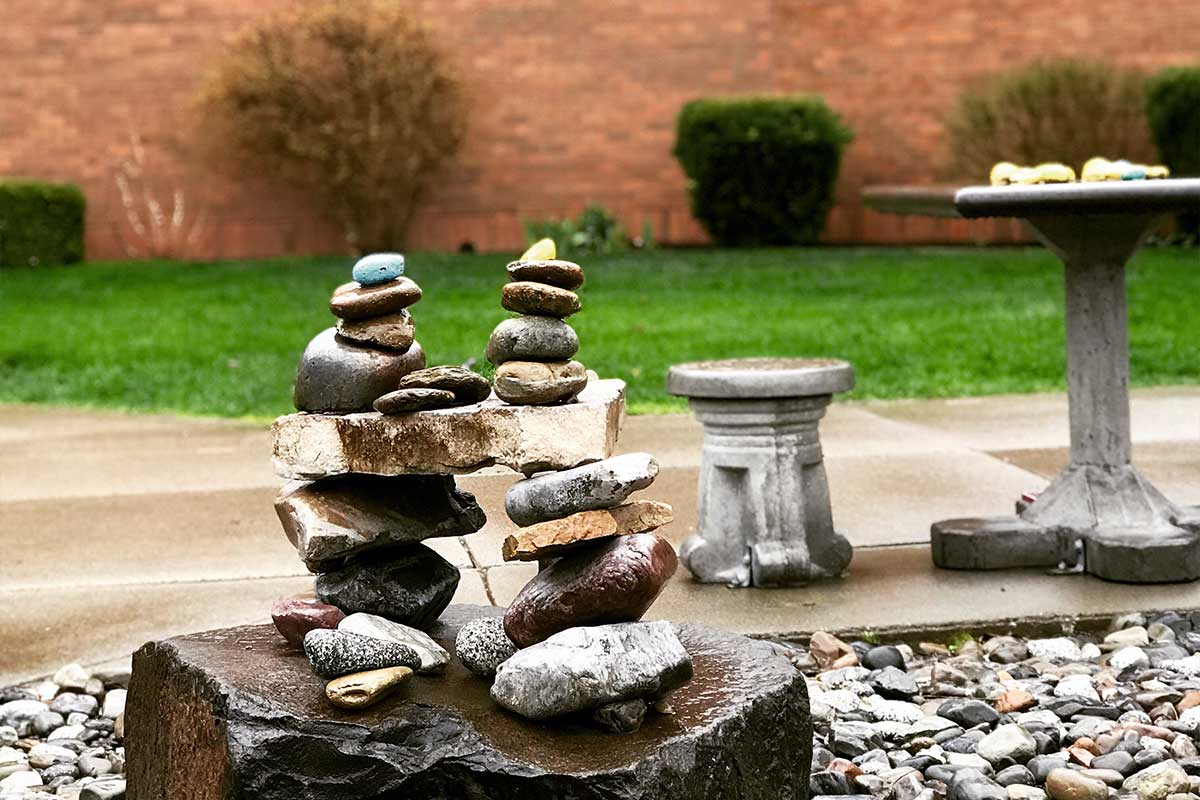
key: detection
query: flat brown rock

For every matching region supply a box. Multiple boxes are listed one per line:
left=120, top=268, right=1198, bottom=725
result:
left=501, top=282, right=581, bottom=318
left=335, top=310, right=415, bottom=351
left=272, top=378, right=625, bottom=479
left=502, top=500, right=674, bottom=562
left=330, top=278, right=422, bottom=320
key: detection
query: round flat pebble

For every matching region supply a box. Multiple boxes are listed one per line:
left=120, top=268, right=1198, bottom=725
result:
left=501, top=282, right=581, bottom=318
left=373, top=388, right=458, bottom=414
left=506, top=260, right=585, bottom=290
left=397, top=366, right=491, bottom=404
left=352, top=253, right=405, bottom=286
left=455, top=617, right=518, bottom=679
left=486, top=316, right=579, bottom=365
left=335, top=310, right=415, bottom=352
left=330, top=278, right=422, bottom=321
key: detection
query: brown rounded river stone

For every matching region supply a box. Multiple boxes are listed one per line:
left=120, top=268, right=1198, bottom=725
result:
left=503, top=532, right=679, bottom=647
left=329, top=278, right=422, bottom=321
left=397, top=366, right=491, bottom=404
left=506, top=259, right=585, bottom=290
left=335, top=310, right=415, bottom=351
left=501, top=282, right=581, bottom=318
left=493, top=359, right=587, bottom=406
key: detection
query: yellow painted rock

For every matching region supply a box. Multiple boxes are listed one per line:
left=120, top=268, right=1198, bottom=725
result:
left=1035, top=163, right=1076, bottom=183
left=1146, top=165, right=1171, bottom=179
left=990, top=162, right=1019, bottom=185
left=1008, top=167, right=1044, bottom=185
left=325, top=666, right=412, bottom=710
left=1082, top=157, right=1116, bottom=182
left=519, top=238, right=556, bottom=262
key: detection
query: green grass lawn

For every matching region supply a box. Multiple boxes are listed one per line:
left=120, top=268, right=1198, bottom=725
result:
left=1, top=247, right=1197, bottom=418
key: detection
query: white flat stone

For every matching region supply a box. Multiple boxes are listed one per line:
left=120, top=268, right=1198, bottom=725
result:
left=272, top=379, right=625, bottom=480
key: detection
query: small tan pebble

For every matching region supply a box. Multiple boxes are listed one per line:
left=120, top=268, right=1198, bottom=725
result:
left=1008, top=167, right=1045, bottom=185
left=1035, top=163, right=1076, bottom=183
left=493, top=360, right=588, bottom=405
left=501, top=282, right=581, bottom=318
left=1146, top=165, right=1171, bottom=179
left=325, top=666, right=412, bottom=709
left=991, top=162, right=1019, bottom=185
left=1081, top=157, right=1117, bottom=182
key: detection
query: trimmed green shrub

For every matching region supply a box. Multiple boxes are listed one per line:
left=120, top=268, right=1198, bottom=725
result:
left=0, top=181, right=86, bottom=268
left=945, top=59, right=1154, bottom=180
left=1146, top=66, right=1200, bottom=239
left=673, top=96, right=853, bottom=246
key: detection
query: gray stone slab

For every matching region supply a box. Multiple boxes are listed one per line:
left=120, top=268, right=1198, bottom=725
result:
left=667, top=357, right=854, bottom=399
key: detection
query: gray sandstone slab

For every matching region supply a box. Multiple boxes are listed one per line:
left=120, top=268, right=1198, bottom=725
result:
left=337, top=613, right=450, bottom=674
left=275, top=474, right=486, bottom=571
left=491, top=621, right=694, bottom=720
left=126, top=606, right=810, bottom=799
left=505, top=452, right=659, bottom=526
left=273, top=378, right=625, bottom=479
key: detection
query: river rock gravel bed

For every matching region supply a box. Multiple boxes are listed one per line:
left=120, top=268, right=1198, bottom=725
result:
left=780, top=610, right=1200, bottom=800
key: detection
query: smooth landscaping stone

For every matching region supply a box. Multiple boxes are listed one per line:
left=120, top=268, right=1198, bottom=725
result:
left=270, top=597, right=345, bottom=648
left=870, top=666, right=919, bottom=699
left=351, top=253, right=404, bottom=286
left=501, top=500, right=674, bottom=561
left=504, top=533, right=679, bottom=647
left=314, top=544, right=460, bottom=629
left=396, top=366, right=491, bottom=405
left=491, top=621, right=693, bottom=720
left=493, top=359, right=588, bottom=406
left=126, top=606, right=811, bottom=799
left=324, top=666, right=412, bottom=710
left=303, top=629, right=420, bottom=678
left=504, top=452, right=659, bottom=527
left=506, top=259, right=585, bottom=290
left=1045, top=769, right=1109, bottom=800
left=862, top=646, right=906, bottom=671
left=335, top=310, right=415, bottom=351
left=454, top=617, right=518, bottom=679
left=276, top=474, right=486, bottom=571
left=329, top=277, right=421, bottom=320
left=293, top=328, right=425, bottom=413
left=1125, top=760, right=1191, bottom=800
left=273, top=378, right=624, bottom=479
left=501, top=281, right=581, bottom=318
left=486, top=316, right=579, bottom=364
left=977, top=724, right=1037, bottom=766
left=373, top=387, right=458, bottom=414
left=79, top=776, right=125, bottom=800
left=337, top=613, right=449, bottom=674
left=938, top=699, right=1001, bottom=728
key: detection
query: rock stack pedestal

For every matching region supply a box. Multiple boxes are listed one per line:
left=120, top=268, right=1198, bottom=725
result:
left=488, top=240, right=588, bottom=406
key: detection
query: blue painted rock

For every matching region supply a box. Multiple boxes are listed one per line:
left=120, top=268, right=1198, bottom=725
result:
left=352, top=253, right=405, bottom=286
left=503, top=532, right=678, bottom=647
left=293, top=328, right=425, bottom=413
left=303, top=628, right=420, bottom=678
left=271, top=597, right=346, bottom=648
left=315, top=544, right=460, bottom=630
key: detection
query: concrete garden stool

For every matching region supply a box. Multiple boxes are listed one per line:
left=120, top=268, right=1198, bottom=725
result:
left=667, top=358, right=855, bottom=587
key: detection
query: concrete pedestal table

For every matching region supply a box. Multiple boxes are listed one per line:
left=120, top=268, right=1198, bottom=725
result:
left=865, top=179, right=1200, bottom=583
left=666, top=358, right=855, bottom=586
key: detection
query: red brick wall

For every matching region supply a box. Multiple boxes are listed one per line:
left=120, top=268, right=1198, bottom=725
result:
left=2, top=1, right=1197, bottom=260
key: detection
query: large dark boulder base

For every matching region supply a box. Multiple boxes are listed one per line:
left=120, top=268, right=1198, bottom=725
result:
left=126, top=606, right=810, bottom=800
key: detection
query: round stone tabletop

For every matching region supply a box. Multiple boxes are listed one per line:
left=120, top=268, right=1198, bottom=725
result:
left=666, top=357, right=854, bottom=399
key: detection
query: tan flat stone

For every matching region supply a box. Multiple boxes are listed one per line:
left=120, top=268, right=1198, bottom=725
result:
left=325, top=666, right=412, bottom=709
left=501, top=500, right=673, bottom=562
left=272, top=379, right=625, bottom=480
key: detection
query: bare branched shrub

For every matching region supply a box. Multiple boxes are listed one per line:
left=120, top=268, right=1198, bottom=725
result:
left=196, top=1, right=467, bottom=252
left=945, top=60, right=1155, bottom=181
left=114, top=133, right=208, bottom=259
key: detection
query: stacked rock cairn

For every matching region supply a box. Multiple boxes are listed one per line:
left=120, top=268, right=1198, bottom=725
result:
left=486, top=238, right=589, bottom=406
left=274, top=252, right=491, bottom=709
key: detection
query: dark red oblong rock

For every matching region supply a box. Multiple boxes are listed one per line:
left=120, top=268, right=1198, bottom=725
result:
left=503, top=533, right=678, bottom=648
left=271, top=597, right=345, bottom=648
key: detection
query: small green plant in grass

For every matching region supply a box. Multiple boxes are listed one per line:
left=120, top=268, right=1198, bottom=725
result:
left=946, top=631, right=976, bottom=652
left=523, top=205, right=627, bottom=257
left=0, top=180, right=86, bottom=268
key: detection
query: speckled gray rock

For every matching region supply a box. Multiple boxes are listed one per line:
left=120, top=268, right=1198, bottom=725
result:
left=293, top=328, right=425, bottom=413
left=337, top=613, right=450, bottom=674
left=454, top=618, right=518, bottom=679
left=276, top=474, right=486, bottom=571
left=372, top=387, right=458, bottom=414
left=504, top=452, right=659, bottom=526
left=303, top=629, right=420, bottom=678
left=592, top=699, right=648, bottom=733
left=314, top=544, right=460, bottom=629
left=486, top=316, right=579, bottom=365
left=491, top=621, right=693, bottom=720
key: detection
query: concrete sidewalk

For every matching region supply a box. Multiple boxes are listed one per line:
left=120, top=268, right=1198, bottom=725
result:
left=2, top=388, right=1199, bottom=684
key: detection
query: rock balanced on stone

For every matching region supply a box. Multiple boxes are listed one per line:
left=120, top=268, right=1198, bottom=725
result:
left=487, top=239, right=588, bottom=406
